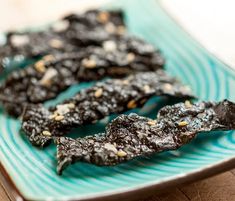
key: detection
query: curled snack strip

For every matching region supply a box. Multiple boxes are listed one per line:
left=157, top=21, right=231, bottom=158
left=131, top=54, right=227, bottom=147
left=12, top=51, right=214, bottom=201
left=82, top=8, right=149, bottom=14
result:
left=0, top=10, right=125, bottom=69
left=55, top=100, right=235, bottom=175
left=22, top=70, right=193, bottom=147
left=0, top=35, right=164, bottom=117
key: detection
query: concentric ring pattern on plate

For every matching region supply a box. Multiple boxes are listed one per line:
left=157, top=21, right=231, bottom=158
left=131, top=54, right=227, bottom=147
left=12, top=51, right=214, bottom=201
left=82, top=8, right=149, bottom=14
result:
left=0, top=0, right=235, bottom=200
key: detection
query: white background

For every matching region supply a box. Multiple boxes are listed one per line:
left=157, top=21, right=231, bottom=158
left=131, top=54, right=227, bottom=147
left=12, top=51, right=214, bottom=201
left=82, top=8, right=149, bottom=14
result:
left=161, top=0, right=235, bottom=69
left=0, top=0, right=234, bottom=69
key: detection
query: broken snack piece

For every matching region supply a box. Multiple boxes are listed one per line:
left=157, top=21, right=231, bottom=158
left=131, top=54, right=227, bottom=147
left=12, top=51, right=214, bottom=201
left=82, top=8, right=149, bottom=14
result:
left=0, top=10, right=125, bottom=70
left=21, top=70, right=194, bottom=147
left=0, top=35, right=164, bottom=117
left=55, top=100, right=235, bottom=175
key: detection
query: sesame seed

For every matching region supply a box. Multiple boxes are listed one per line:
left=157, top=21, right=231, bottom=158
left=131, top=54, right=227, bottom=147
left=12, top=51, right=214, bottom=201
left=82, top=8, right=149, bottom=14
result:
left=126, top=53, right=135, bottom=62
left=185, top=100, right=192, bottom=108
left=108, top=67, right=131, bottom=75
left=178, top=121, right=188, bottom=126
left=55, top=115, right=64, bottom=121
left=92, top=120, right=98, bottom=124
left=94, top=88, right=103, bottom=98
left=103, top=40, right=117, bottom=52
left=39, top=68, right=58, bottom=87
left=82, top=58, right=96, bottom=68
left=122, top=79, right=129, bottom=85
left=127, top=100, right=137, bottom=109
left=52, top=20, right=69, bottom=32
left=105, top=23, right=116, bottom=33
left=49, top=39, right=64, bottom=49
left=97, top=12, right=110, bottom=23
left=163, top=83, right=173, bottom=91
left=42, top=131, right=51, bottom=136
left=143, top=85, right=151, bottom=93
left=67, top=103, right=75, bottom=109
left=147, top=120, right=156, bottom=126
left=140, top=98, right=147, bottom=105
left=34, top=60, right=46, bottom=73
left=104, top=143, right=117, bottom=153
left=88, top=139, right=94, bottom=144
left=43, top=55, right=55, bottom=62
left=117, top=150, right=127, bottom=157
left=49, top=114, right=57, bottom=119
left=182, top=86, right=192, bottom=93
left=116, top=25, right=126, bottom=35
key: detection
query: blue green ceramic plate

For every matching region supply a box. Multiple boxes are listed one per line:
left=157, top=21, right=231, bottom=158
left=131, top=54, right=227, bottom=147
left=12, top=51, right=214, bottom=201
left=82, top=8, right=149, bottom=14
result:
left=0, top=0, right=235, bottom=200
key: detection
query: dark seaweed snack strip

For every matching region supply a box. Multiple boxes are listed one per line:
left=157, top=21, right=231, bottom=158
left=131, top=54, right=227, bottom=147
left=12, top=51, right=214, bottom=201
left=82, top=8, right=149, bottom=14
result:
left=0, top=10, right=125, bottom=70
left=64, top=10, right=124, bottom=28
left=63, top=10, right=126, bottom=46
left=0, top=36, right=164, bottom=117
left=55, top=100, right=235, bottom=174
left=0, top=52, right=84, bottom=116
left=22, top=70, right=194, bottom=147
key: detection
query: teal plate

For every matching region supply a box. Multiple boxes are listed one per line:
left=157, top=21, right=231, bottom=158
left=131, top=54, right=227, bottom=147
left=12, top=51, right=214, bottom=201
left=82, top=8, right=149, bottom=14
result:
left=0, top=0, right=235, bottom=201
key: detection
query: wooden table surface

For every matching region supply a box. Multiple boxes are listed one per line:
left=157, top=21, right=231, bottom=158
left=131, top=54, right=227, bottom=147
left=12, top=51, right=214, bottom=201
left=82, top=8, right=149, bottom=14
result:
left=1, top=168, right=235, bottom=201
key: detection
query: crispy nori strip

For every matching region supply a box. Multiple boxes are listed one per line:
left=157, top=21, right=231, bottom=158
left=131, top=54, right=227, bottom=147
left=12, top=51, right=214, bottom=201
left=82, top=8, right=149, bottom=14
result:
left=21, top=70, right=194, bottom=147
left=0, top=36, right=164, bottom=117
left=0, top=10, right=125, bottom=70
left=0, top=52, right=84, bottom=116
left=64, top=10, right=124, bottom=27
left=63, top=10, right=125, bottom=46
left=55, top=100, right=235, bottom=175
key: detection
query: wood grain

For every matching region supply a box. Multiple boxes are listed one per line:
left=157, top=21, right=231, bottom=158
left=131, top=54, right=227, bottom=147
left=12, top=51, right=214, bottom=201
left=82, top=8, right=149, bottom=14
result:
left=1, top=169, right=235, bottom=201
left=0, top=182, right=10, bottom=201
left=142, top=169, right=235, bottom=201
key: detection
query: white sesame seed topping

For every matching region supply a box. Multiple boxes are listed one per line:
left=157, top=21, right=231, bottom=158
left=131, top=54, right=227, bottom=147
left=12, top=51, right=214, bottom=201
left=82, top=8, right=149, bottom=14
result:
left=11, top=35, right=29, bottom=47
left=39, top=68, right=58, bottom=86
left=52, top=20, right=69, bottom=32
left=126, top=53, right=135, bottom=62
left=117, top=150, right=127, bottom=157
left=163, top=83, right=173, bottom=91
left=103, top=40, right=117, bottom=52
left=49, top=39, right=64, bottom=49
left=55, top=115, right=64, bottom=121
left=82, top=58, right=96, bottom=68
left=104, top=143, right=118, bottom=153
left=94, top=88, right=103, bottom=98
left=42, top=131, right=51, bottom=136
